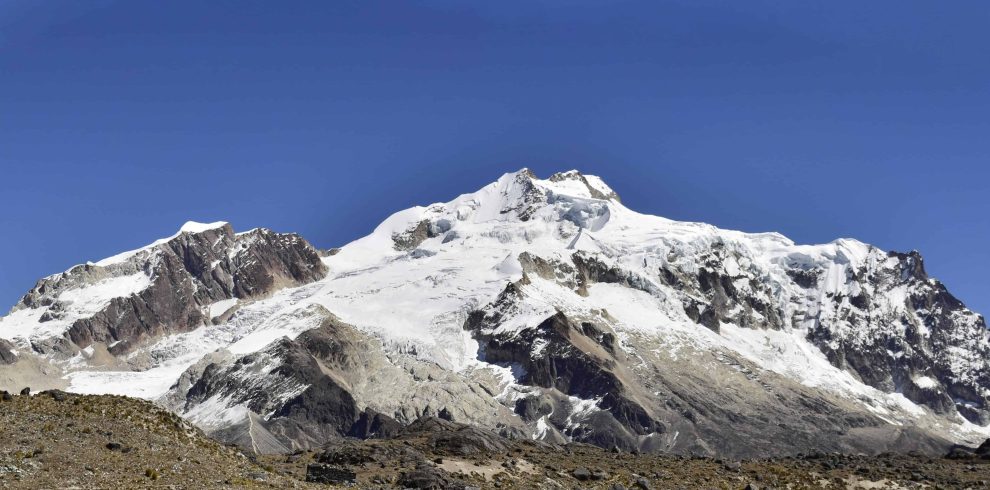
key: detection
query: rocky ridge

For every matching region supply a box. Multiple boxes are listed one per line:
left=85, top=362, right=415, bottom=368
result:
left=1, top=169, right=988, bottom=460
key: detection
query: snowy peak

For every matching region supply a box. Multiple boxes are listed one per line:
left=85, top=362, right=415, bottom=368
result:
left=545, top=169, right=621, bottom=202
left=178, top=220, right=229, bottom=234
left=93, top=221, right=234, bottom=267
left=335, top=168, right=620, bottom=261
left=1, top=168, right=989, bottom=459
left=2, top=221, right=326, bottom=357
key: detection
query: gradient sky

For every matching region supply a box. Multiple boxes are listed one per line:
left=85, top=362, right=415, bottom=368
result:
left=1, top=1, right=987, bottom=317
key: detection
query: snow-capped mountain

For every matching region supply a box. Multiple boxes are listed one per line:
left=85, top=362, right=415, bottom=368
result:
left=1, top=169, right=987, bottom=458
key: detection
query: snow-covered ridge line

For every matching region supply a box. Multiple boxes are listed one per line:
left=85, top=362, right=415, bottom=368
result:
left=0, top=168, right=986, bottom=457
left=93, top=220, right=229, bottom=266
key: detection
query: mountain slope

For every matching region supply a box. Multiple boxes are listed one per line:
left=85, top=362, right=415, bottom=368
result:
left=1, top=169, right=987, bottom=458
left=0, top=390, right=310, bottom=488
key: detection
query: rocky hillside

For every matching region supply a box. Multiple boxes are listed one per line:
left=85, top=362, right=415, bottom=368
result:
left=4, top=390, right=989, bottom=489
left=0, top=389, right=312, bottom=489
left=1, top=169, right=988, bottom=459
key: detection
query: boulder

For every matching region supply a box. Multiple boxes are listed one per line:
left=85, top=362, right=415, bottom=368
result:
left=304, top=464, right=356, bottom=485
left=397, top=463, right=466, bottom=490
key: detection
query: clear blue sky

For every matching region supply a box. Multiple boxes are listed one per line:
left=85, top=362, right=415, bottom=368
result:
left=1, top=1, right=987, bottom=317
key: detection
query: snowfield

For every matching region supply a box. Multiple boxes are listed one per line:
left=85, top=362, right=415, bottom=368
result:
left=2, top=169, right=989, bottom=451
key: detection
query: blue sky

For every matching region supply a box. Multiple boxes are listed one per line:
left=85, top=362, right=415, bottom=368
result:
left=1, top=1, right=987, bottom=316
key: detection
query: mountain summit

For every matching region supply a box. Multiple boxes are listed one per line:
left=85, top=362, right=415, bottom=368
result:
left=1, top=170, right=987, bottom=458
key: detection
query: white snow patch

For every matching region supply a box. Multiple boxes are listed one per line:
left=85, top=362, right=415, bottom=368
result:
left=208, top=298, right=238, bottom=319
left=0, top=272, right=152, bottom=341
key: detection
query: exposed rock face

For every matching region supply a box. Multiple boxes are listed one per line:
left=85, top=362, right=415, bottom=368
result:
left=348, top=408, right=402, bottom=439
left=401, top=417, right=511, bottom=456
left=169, top=306, right=523, bottom=452
left=305, top=464, right=356, bottom=484
left=798, top=248, right=990, bottom=423
left=0, top=339, right=15, bottom=365
left=467, top=296, right=663, bottom=450
left=393, top=220, right=451, bottom=251
left=462, top=250, right=964, bottom=458
left=179, top=309, right=364, bottom=449
left=9, top=223, right=326, bottom=356
left=2, top=170, right=988, bottom=460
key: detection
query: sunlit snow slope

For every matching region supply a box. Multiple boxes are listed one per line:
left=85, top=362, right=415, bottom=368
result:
left=1, top=169, right=987, bottom=457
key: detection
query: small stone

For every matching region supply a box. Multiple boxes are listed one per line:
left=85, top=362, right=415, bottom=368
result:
left=744, top=484, right=759, bottom=490
left=19, top=387, right=30, bottom=396
left=105, top=442, right=123, bottom=452
left=572, top=467, right=592, bottom=481
left=634, top=477, right=653, bottom=490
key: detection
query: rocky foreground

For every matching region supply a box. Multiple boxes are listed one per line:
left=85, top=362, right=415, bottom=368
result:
left=2, top=392, right=990, bottom=489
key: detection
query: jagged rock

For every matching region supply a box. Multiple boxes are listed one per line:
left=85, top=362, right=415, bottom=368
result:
left=467, top=303, right=664, bottom=450
left=184, top=322, right=361, bottom=443
left=304, top=464, right=356, bottom=485
left=349, top=408, right=402, bottom=439
left=3, top=170, right=988, bottom=461
left=40, top=390, right=70, bottom=402
left=514, top=394, right=554, bottom=422
left=397, top=462, right=467, bottom=490
left=429, top=425, right=509, bottom=456
left=0, top=340, right=16, bottom=365
left=19, top=387, right=29, bottom=396
left=437, top=407, right=454, bottom=421
left=11, top=223, right=326, bottom=358
left=317, top=440, right=426, bottom=468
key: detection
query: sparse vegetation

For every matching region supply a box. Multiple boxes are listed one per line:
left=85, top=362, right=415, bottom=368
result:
left=0, top=391, right=310, bottom=488
left=1, top=390, right=988, bottom=488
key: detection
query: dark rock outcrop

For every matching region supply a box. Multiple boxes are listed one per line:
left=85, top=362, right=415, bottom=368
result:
left=15, top=224, right=326, bottom=356
left=349, top=408, right=402, bottom=439
left=402, top=417, right=510, bottom=456
left=0, top=339, right=16, bottom=365
left=806, top=249, right=990, bottom=423
left=398, top=463, right=468, bottom=490
left=464, top=272, right=957, bottom=458
left=466, top=286, right=665, bottom=451
left=184, top=322, right=362, bottom=444
left=305, top=464, right=356, bottom=484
